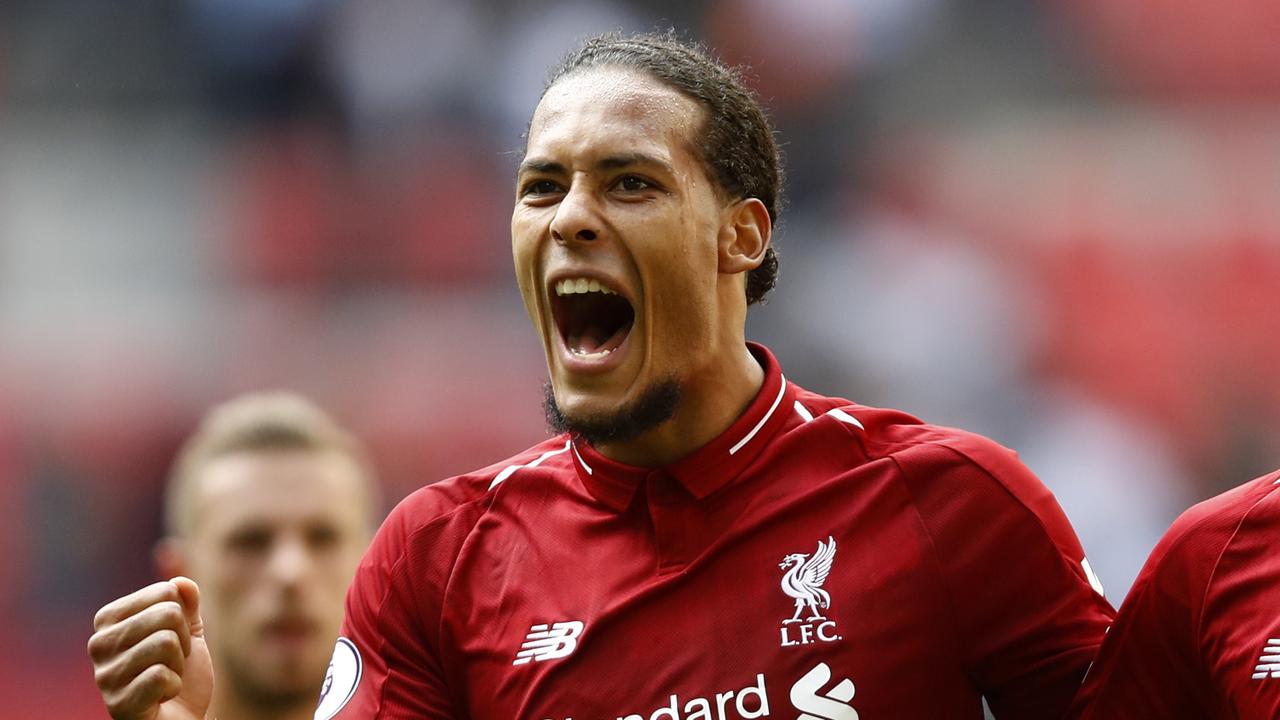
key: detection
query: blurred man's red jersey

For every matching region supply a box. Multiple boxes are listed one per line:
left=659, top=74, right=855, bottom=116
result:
left=1071, top=469, right=1280, bottom=719
left=322, top=345, right=1113, bottom=720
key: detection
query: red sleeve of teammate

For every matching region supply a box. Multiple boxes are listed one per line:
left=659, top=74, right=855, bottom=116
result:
left=322, top=492, right=471, bottom=720
left=1070, top=473, right=1280, bottom=719
left=1067, top=508, right=1220, bottom=718
left=894, top=437, right=1115, bottom=720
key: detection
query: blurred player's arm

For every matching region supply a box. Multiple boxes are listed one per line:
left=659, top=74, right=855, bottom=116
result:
left=87, top=577, right=212, bottom=720
left=1069, top=474, right=1280, bottom=719
left=1065, top=532, right=1211, bottom=718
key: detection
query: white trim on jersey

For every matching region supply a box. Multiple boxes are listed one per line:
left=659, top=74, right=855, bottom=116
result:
left=1081, top=557, right=1105, bottom=598
left=794, top=401, right=814, bottom=423
left=490, top=440, right=572, bottom=490
left=730, top=376, right=788, bottom=456
left=572, top=442, right=594, bottom=475
left=826, top=408, right=865, bottom=430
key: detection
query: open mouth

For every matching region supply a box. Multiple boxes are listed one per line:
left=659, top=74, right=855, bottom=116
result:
left=551, top=277, right=635, bottom=358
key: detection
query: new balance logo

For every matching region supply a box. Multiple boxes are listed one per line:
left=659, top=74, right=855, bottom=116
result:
left=513, top=621, right=585, bottom=666
left=1251, top=638, right=1280, bottom=679
left=790, top=662, right=858, bottom=720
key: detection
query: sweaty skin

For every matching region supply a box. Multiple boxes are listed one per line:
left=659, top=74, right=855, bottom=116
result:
left=511, top=67, right=772, bottom=467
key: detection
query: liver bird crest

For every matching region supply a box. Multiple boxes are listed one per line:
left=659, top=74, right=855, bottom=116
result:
left=779, top=536, right=837, bottom=623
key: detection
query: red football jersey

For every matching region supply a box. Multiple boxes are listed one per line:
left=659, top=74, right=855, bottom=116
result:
left=317, top=344, right=1113, bottom=720
left=1071, top=470, right=1280, bottom=719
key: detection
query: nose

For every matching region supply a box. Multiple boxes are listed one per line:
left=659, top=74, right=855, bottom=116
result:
left=549, top=182, right=599, bottom=244
left=266, top=535, right=312, bottom=587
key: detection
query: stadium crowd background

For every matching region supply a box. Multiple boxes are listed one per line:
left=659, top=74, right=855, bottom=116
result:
left=1, top=0, right=1278, bottom=716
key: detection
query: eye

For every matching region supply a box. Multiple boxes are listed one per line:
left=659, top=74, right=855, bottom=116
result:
left=520, top=179, right=562, bottom=198
left=615, top=175, right=652, bottom=192
left=226, top=527, right=272, bottom=555
left=306, top=524, right=340, bottom=550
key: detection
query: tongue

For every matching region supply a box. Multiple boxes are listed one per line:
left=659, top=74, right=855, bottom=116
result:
left=569, top=320, right=631, bottom=355
left=572, top=321, right=613, bottom=354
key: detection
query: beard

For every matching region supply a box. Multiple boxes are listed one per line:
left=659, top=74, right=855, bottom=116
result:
left=543, top=378, right=682, bottom=447
left=222, top=652, right=321, bottom=715
left=219, top=632, right=327, bottom=715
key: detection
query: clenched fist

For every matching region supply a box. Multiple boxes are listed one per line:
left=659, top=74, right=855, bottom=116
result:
left=88, top=577, right=214, bottom=720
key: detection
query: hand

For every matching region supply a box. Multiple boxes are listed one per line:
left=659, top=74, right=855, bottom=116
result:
left=88, top=577, right=214, bottom=720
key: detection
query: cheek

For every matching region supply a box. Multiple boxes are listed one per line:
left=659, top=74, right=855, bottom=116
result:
left=207, top=561, right=256, bottom=610
left=511, top=216, right=545, bottom=316
left=510, top=209, right=544, bottom=262
left=316, top=544, right=361, bottom=584
left=654, top=257, right=721, bottom=355
left=649, top=265, right=714, bottom=335
left=192, top=546, right=249, bottom=586
left=194, top=572, right=248, bottom=633
left=321, top=556, right=355, bottom=599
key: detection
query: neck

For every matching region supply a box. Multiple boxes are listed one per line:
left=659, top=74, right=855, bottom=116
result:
left=596, top=342, right=764, bottom=466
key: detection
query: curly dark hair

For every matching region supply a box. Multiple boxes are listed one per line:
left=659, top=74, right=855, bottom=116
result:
left=541, top=31, right=784, bottom=305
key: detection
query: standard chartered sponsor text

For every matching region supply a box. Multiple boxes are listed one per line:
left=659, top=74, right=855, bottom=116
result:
left=543, top=673, right=770, bottom=720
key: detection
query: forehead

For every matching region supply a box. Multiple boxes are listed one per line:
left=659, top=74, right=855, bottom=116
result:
left=526, top=68, right=704, bottom=163
left=192, top=449, right=367, bottom=533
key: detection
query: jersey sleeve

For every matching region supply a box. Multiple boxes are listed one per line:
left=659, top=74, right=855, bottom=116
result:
left=323, top=494, right=467, bottom=720
left=894, top=437, right=1114, bottom=720
left=1067, top=518, right=1217, bottom=719
left=1071, top=473, right=1280, bottom=719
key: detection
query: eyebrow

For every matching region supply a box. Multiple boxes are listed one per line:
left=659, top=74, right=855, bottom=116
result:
left=518, top=153, right=673, bottom=177
left=518, top=158, right=565, bottom=176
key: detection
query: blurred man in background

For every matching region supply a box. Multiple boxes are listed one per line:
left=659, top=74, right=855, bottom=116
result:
left=1070, top=468, right=1280, bottom=719
left=87, top=392, right=379, bottom=720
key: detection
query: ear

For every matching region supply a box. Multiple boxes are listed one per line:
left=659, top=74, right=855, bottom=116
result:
left=718, top=198, right=772, bottom=276
left=153, top=536, right=188, bottom=581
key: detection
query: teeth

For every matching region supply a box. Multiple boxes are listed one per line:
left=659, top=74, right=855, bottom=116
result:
left=570, top=346, right=614, bottom=357
left=555, top=278, right=618, bottom=296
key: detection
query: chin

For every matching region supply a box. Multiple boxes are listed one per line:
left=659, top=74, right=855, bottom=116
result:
left=548, top=363, right=639, bottom=409
left=544, top=375, right=681, bottom=446
left=228, top=652, right=327, bottom=709
left=270, top=656, right=330, bottom=692
left=554, top=384, right=623, bottom=418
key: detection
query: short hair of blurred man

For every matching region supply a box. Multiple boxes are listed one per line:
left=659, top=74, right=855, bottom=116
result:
left=152, top=391, right=379, bottom=720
